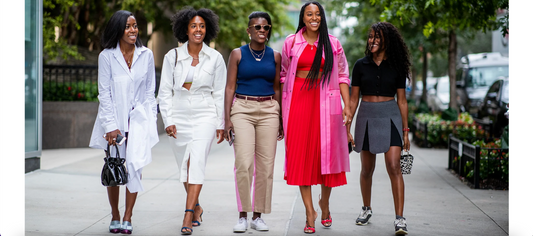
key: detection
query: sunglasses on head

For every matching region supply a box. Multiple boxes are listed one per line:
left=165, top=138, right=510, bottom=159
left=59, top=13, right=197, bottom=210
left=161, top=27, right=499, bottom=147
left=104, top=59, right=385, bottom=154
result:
left=249, top=24, right=271, bottom=31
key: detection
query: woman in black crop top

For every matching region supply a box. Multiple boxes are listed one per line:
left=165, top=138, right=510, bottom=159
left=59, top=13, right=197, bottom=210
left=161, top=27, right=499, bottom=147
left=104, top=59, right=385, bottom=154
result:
left=347, top=22, right=411, bottom=235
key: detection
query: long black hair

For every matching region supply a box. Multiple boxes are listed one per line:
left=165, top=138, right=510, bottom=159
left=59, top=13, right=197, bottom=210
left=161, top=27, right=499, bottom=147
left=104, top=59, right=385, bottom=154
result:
left=296, top=1, right=333, bottom=89
left=101, top=10, right=143, bottom=49
left=248, top=11, right=272, bottom=42
left=365, top=22, right=411, bottom=83
left=171, top=6, right=220, bottom=44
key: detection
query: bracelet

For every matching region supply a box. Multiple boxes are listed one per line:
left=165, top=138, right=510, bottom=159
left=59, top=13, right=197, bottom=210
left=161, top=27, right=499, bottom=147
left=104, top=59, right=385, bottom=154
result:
left=403, top=127, right=410, bottom=132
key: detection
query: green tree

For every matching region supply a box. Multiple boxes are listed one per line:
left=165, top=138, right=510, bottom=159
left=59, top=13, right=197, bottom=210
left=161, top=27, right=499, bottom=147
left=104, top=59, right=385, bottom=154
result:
left=43, top=0, right=295, bottom=63
left=371, top=0, right=508, bottom=111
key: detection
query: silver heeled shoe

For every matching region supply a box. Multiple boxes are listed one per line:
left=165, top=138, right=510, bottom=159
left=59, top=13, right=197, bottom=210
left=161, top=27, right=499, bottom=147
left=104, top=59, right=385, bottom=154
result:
left=120, top=221, right=133, bottom=234
left=109, top=220, right=121, bottom=233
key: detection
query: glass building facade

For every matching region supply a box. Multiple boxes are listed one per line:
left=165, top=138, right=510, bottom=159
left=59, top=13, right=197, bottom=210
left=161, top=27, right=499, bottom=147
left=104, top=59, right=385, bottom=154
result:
left=25, top=0, right=42, bottom=172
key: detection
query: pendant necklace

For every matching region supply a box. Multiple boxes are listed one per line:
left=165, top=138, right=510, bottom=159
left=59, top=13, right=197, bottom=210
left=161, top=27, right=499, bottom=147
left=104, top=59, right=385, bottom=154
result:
left=123, top=48, right=135, bottom=70
left=249, top=44, right=265, bottom=62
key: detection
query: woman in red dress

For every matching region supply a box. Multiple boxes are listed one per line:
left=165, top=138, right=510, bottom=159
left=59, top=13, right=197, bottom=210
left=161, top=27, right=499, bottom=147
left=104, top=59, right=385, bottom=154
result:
left=280, top=1, right=351, bottom=234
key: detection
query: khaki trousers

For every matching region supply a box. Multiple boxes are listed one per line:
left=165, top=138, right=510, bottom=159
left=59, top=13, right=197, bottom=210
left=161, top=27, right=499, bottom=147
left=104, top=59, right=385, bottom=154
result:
left=230, top=96, right=280, bottom=213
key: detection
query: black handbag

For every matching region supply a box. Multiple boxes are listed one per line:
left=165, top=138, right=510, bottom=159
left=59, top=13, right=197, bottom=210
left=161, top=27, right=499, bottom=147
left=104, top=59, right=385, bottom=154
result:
left=101, top=143, right=129, bottom=186
left=400, top=151, right=414, bottom=175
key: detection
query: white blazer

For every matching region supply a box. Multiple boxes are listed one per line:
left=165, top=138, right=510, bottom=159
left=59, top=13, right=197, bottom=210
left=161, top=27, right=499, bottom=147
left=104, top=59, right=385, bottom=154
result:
left=158, top=41, right=227, bottom=130
left=89, top=43, right=158, bottom=193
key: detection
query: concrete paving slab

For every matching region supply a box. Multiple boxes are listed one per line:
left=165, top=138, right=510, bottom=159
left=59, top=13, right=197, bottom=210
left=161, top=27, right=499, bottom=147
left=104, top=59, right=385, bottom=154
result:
left=26, top=133, right=508, bottom=235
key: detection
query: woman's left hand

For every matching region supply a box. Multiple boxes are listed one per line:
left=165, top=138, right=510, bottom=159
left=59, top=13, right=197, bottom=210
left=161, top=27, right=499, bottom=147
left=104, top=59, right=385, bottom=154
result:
left=342, top=106, right=353, bottom=127
left=277, top=120, right=284, bottom=141
left=403, top=133, right=410, bottom=151
left=216, top=129, right=225, bottom=144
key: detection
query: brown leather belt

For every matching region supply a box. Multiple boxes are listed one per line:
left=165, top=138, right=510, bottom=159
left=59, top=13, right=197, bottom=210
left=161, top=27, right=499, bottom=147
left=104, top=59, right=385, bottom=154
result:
left=235, top=94, right=274, bottom=102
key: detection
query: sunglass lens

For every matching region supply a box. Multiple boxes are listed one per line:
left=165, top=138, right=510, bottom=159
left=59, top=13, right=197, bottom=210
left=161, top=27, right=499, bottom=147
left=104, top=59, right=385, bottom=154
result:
left=263, top=25, right=271, bottom=31
left=254, top=25, right=262, bottom=30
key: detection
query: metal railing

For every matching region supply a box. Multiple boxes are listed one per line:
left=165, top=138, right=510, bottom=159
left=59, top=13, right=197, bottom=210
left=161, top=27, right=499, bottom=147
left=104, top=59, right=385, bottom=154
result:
left=43, top=65, right=99, bottom=101
left=43, top=65, right=161, bottom=101
left=448, top=135, right=508, bottom=189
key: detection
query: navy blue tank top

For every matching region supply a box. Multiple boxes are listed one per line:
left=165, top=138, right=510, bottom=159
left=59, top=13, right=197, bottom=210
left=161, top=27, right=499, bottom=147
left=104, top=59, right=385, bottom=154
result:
left=235, top=45, right=275, bottom=96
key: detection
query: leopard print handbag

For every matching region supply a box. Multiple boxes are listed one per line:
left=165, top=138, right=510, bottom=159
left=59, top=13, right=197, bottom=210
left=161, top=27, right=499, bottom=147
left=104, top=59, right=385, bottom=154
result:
left=400, top=151, right=414, bottom=175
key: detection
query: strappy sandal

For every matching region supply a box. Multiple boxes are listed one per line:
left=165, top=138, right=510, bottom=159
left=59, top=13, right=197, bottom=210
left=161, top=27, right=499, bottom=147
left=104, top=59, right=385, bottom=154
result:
left=321, top=212, right=332, bottom=227
left=304, top=221, right=316, bottom=234
left=304, top=211, right=318, bottom=234
left=181, top=209, right=194, bottom=235
left=192, top=203, right=203, bottom=227
left=318, top=195, right=332, bottom=227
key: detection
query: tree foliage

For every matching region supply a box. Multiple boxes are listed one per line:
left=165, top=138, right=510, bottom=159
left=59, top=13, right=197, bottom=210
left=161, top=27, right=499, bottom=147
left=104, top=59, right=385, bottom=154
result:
left=43, top=0, right=295, bottom=63
left=370, top=0, right=508, bottom=110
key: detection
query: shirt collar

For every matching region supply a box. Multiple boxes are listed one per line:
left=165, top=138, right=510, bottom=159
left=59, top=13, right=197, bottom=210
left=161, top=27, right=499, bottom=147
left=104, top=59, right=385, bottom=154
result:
left=295, top=26, right=320, bottom=47
left=179, top=41, right=213, bottom=61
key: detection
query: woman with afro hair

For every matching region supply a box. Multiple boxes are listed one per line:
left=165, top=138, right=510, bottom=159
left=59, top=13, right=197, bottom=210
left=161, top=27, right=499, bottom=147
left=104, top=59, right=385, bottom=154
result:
left=157, top=6, right=226, bottom=235
left=347, top=22, right=411, bottom=235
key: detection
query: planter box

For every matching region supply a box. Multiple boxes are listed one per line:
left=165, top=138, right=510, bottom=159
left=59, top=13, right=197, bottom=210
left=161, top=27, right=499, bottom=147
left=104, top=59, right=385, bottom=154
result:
left=448, top=135, right=509, bottom=189
left=43, top=101, right=165, bottom=149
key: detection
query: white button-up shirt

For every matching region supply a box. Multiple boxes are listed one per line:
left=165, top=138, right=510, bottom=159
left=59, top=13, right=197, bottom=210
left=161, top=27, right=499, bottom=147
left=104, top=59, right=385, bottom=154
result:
left=158, top=42, right=226, bottom=130
left=95, top=43, right=158, bottom=133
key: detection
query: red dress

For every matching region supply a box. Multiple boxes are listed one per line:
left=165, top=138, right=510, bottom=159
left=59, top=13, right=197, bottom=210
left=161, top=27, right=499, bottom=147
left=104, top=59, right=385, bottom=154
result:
left=284, top=44, right=347, bottom=187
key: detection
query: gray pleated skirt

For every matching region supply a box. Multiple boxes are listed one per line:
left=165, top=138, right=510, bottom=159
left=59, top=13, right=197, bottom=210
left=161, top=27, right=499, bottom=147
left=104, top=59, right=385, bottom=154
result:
left=353, top=100, right=403, bottom=154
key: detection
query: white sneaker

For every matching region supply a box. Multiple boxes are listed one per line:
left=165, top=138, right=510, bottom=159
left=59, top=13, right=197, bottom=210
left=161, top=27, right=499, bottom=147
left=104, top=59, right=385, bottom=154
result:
left=233, top=217, right=248, bottom=233
left=250, top=217, right=269, bottom=231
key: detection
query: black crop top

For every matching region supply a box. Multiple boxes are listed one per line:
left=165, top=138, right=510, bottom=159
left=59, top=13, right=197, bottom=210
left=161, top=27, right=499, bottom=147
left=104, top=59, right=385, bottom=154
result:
left=351, top=56, right=406, bottom=97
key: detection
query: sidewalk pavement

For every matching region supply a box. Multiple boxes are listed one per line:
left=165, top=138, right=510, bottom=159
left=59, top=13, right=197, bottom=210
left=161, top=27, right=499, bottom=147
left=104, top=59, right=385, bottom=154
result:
left=26, top=133, right=508, bottom=236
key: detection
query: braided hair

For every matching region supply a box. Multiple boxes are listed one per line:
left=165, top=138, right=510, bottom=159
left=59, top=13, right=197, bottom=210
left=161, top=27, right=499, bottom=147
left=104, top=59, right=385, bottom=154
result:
left=365, top=22, right=411, bottom=83
left=296, top=1, right=333, bottom=89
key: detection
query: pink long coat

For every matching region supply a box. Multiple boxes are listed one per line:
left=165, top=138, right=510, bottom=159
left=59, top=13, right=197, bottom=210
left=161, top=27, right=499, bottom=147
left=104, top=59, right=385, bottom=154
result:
left=280, top=28, right=351, bottom=175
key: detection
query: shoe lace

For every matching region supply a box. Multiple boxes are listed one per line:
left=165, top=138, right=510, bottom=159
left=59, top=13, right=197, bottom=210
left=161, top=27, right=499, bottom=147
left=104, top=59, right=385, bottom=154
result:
left=239, top=217, right=247, bottom=224
left=255, top=218, right=265, bottom=225
left=358, top=209, right=370, bottom=219
left=395, top=218, right=407, bottom=227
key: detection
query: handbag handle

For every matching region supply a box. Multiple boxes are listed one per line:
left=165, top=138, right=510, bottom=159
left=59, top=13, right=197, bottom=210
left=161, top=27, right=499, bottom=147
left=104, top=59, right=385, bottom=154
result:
left=105, top=143, right=121, bottom=159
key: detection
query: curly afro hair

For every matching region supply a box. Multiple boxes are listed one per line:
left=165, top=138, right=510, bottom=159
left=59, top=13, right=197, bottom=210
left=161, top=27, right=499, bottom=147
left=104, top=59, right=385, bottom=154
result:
left=171, top=6, right=220, bottom=44
left=365, top=22, right=412, bottom=82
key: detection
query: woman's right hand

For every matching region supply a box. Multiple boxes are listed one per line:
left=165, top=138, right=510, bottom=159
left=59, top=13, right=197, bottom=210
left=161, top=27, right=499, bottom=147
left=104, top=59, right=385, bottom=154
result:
left=224, top=120, right=234, bottom=142
left=166, top=125, right=177, bottom=139
left=105, top=129, right=122, bottom=146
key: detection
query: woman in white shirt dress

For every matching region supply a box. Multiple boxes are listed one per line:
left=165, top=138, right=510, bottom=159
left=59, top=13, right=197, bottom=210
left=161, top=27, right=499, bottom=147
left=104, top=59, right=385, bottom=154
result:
left=157, top=7, right=226, bottom=235
left=89, top=10, right=158, bottom=234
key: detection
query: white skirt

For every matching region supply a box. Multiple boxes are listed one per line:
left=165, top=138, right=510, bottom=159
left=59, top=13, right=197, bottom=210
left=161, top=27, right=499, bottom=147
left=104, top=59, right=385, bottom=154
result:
left=169, top=89, right=217, bottom=184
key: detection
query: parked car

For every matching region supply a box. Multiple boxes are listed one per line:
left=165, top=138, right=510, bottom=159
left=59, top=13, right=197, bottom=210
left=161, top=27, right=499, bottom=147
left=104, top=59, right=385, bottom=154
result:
left=477, top=77, right=509, bottom=137
left=456, top=52, right=509, bottom=117
left=427, top=76, right=450, bottom=112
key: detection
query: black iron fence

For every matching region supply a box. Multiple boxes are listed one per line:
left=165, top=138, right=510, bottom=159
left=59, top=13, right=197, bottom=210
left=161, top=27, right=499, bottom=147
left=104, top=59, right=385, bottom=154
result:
left=43, top=65, right=99, bottom=101
left=448, top=135, right=508, bottom=189
left=43, top=65, right=161, bottom=101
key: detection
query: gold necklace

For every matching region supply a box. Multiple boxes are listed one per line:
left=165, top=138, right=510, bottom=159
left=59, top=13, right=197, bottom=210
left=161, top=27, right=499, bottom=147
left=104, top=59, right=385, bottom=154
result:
left=248, top=44, right=265, bottom=61
left=122, top=48, right=134, bottom=69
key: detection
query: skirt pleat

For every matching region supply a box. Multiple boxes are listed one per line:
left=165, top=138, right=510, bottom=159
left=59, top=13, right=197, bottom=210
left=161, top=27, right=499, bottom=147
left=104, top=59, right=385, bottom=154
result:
left=284, top=77, right=346, bottom=187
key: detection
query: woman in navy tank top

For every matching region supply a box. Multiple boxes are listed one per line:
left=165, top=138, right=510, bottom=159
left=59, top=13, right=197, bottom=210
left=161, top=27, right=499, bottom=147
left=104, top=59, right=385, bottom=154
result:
left=223, top=11, right=283, bottom=233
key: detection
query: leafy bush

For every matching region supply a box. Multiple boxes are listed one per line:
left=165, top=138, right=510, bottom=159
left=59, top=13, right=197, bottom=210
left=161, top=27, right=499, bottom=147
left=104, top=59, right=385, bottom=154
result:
left=43, top=81, right=98, bottom=101
left=414, top=112, right=484, bottom=148
left=462, top=138, right=509, bottom=188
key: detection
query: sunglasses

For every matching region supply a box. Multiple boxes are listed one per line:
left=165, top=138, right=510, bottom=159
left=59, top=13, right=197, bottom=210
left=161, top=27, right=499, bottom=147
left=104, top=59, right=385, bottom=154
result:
left=249, top=24, right=271, bottom=31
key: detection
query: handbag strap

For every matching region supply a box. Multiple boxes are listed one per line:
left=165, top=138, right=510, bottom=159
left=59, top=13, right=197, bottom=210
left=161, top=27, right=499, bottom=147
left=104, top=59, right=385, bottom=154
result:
left=172, top=48, right=178, bottom=96
left=105, top=143, right=121, bottom=159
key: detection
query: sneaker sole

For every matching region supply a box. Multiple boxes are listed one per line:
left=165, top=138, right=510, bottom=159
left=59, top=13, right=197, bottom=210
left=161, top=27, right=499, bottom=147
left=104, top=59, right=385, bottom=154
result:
left=251, top=225, right=269, bottom=231
left=395, top=229, right=408, bottom=235
left=233, top=229, right=247, bottom=233
left=356, top=221, right=369, bottom=226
